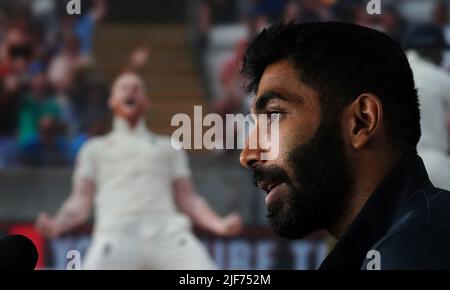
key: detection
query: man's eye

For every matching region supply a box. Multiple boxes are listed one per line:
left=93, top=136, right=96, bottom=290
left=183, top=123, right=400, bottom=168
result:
left=250, top=112, right=283, bottom=125
left=267, top=112, right=282, bottom=123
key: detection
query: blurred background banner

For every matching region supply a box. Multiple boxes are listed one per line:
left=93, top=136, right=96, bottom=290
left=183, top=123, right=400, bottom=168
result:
left=0, top=222, right=327, bottom=270
left=1, top=0, right=450, bottom=269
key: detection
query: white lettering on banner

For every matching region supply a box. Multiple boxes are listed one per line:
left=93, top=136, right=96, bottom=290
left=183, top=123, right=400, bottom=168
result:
left=228, top=239, right=252, bottom=269
left=291, top=242, right=313, bottom=270
left=47, top=236, right=326, bottom=269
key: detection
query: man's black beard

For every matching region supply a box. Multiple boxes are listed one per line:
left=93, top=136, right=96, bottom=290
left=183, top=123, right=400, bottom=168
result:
left=253, top=116, right=355, bottom=239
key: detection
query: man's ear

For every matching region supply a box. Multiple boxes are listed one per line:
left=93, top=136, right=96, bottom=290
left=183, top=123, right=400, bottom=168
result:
left=345, top=93, right=383, bottom=150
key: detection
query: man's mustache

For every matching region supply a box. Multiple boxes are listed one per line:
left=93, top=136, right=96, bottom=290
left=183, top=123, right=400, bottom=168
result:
left=252, top=165, right=291, bottom=188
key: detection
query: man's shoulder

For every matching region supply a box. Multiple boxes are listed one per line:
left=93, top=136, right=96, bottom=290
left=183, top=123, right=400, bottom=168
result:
left=408, top=187, right=450, bottom=230
left=368, top=188, right=450, bottom=269
left=150, top=133, right=172, bottom=145
left=78, top=135, right=110, bottom=153
left=425, top=187, right=450, bottom=229
left=389, top=186, right=450, bottom=231
left=368, top=223, right=450, bottom=269
left=149, top=133, right=181, bottom=152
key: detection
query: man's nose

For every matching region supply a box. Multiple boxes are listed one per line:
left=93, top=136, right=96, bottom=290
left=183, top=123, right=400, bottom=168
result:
left=240, top=132, right=265, bottom=168
left=240, top=146, right=260, bottom=168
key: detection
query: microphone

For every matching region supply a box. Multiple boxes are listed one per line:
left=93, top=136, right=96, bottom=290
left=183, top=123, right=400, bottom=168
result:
left=0, top=234, right=38, bottom=270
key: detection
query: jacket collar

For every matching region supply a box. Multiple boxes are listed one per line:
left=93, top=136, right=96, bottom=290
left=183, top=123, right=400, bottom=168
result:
left=319, top=154, right=433, bottom=269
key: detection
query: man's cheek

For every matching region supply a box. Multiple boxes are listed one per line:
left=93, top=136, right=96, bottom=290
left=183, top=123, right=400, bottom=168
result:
left=261, top=136, right=280, bottom=161
left=262, top=118, right=294, bottom=161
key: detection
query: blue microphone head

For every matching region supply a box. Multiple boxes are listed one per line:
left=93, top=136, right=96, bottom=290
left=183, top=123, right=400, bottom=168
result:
left=0, top=234, right=38, bottom=270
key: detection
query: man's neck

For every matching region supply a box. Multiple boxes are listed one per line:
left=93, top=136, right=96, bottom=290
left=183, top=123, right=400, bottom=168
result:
left=330, top=148, right=400, bottom=239
left=127, top=117, right=140, bottom=128
left=113, top=115, right=147, bottom=134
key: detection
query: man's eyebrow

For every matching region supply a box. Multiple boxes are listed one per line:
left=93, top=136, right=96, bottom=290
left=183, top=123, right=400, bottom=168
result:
left=252, top=91, right=289, bottom=113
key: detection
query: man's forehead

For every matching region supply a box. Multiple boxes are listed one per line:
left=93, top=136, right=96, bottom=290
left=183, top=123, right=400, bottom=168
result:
left=260, top=59, right=298, bottom=84
left=251, top=60, right=317, bottom=111
left=254, top=61, right=299, bottom=97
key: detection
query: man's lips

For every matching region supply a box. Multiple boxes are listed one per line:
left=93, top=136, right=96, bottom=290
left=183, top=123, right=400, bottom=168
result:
left=257, top=180, right=282, bottom=195
left=256, top=180, right=286, bottom=205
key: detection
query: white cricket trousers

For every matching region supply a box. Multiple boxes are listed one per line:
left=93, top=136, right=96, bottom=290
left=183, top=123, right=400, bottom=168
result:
left=82, top=221, right=216, bottom=270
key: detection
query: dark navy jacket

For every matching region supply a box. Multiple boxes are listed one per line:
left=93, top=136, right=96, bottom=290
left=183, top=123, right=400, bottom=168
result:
left=319, top=155, right=450, bottom=270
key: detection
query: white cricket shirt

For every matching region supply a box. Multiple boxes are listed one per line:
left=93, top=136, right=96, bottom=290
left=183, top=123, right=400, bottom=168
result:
left=73, top=117, right=192, bottom=235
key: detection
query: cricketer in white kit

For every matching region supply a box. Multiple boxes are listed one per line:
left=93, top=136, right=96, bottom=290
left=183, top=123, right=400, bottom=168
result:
left=35, top=72, right=242, bottom=269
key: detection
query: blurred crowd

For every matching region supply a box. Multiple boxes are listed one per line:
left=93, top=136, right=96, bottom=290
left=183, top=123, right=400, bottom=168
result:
left=198, top=0, right=450, bottom=118
left=0, top=0, right=109, bottom=167
left=192, top=0, right=450, bottom=151
left=2, top=0, right=450, bottom=168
